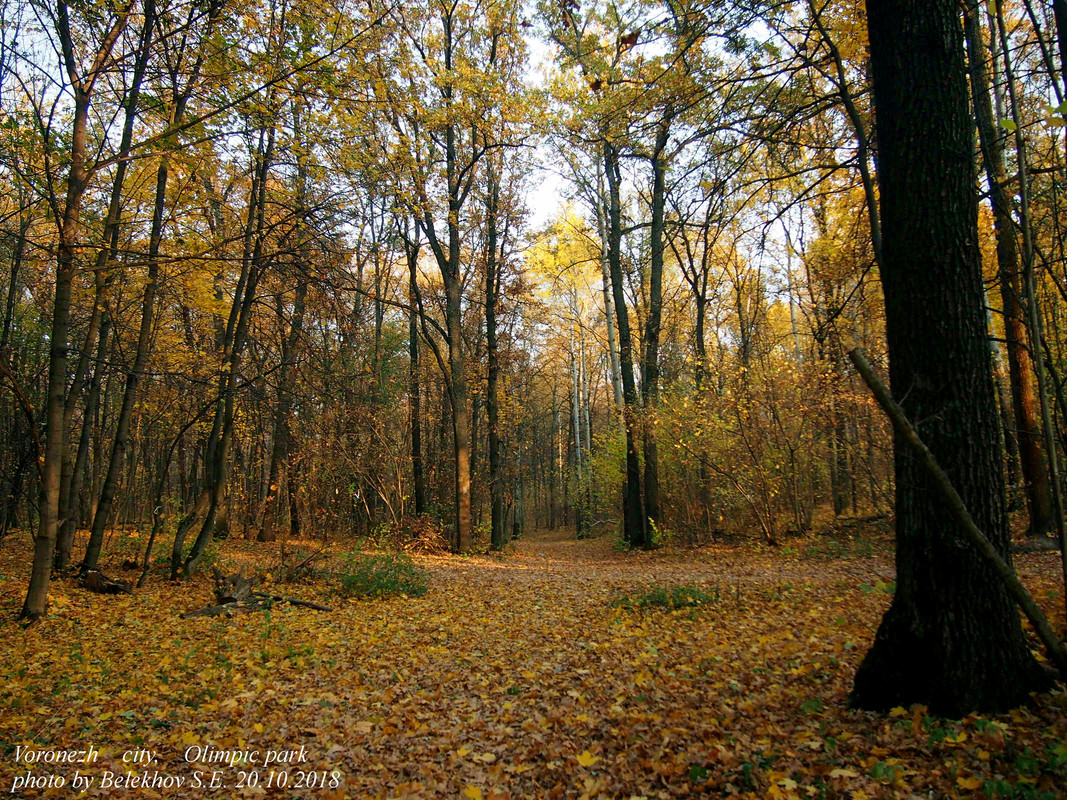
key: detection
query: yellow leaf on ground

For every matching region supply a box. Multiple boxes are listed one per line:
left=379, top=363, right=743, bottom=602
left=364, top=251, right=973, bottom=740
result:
left=577, top=750, right=599, bottom=767
left=463, top=785, right=483, bottom=800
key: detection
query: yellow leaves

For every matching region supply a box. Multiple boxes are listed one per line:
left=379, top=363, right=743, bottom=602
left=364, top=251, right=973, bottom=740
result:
left=829, top=767, right=859, bottom=778
left=3, top=531, right=1064, bottom=800
left=576, top=750, right=599, bottom=767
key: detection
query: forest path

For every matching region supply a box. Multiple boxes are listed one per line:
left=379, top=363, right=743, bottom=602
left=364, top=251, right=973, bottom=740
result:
left=1, top=533, right=1064, bottom=799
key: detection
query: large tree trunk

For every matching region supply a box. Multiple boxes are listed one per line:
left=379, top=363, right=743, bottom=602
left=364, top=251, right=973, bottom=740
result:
left=850, top=0, right=1051, bottom=715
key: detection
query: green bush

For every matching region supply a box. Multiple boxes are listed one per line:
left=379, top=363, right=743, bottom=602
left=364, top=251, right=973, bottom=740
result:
left=613, top=583, right=720, bottom=611
left=336, top=551, right=428, bottom=599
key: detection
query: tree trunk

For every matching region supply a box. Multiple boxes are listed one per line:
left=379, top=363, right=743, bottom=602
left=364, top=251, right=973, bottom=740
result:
left=407, top=228, right=427, bottom=517
left=486, top=170, right=506, bottom=550
left=56, top=311, right=111, bottom=569
left=82, top=146, right=169, bottom=570
left=964, top=0, right=1054, bottom=535
left=850, top=0, right=1051, bottom=715
left=258, top=100, right=309, bottom=544
left=176, top=122, right=275, bottom=578
left=22, top=3, right=130, bottom=619
left=596, top=155, right=624, bottom=410
left=641, top=121, right=670, bottom=539
left=604, top=141, right=646, bottom=548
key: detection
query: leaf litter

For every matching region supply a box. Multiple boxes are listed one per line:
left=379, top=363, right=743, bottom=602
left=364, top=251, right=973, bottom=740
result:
left=0, top=527, right=1064, bottom=799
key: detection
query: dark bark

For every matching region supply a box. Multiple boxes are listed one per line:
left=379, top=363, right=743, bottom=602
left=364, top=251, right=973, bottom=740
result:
left=56, top=311, right=111, bottom=569
left=604, top=141, right=646, bottom=548
left=406, top=227, right=426, bottom=517
left=258, top=277, right=307, bottom=543
left=1054, top=0, right=1067, bottom=89
left=850, top=349, right=1067, bottom=674
left=486, top=170, right=506, bottom=550
left=641, top=120, right=670, bottom=539
left=55, top=0, right=156, bottom=571
left=82, top=143, right=168, bottom=570
left=850, top=0, right=1050, bottom=715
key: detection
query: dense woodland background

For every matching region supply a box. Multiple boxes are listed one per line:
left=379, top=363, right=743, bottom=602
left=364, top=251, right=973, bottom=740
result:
left=1, top=0, right=1066, bottom=612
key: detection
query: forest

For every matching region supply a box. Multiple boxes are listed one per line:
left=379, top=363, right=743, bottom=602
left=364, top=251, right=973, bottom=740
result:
left=1, top=0, right=1067, bottom=797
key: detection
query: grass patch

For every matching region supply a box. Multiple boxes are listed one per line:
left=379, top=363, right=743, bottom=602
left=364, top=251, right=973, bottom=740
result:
left=612, top=583, right=721, bottom=611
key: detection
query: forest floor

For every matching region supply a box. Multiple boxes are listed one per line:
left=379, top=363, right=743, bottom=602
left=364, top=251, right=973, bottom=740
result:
left=0, top=523, right=1066, bottom=799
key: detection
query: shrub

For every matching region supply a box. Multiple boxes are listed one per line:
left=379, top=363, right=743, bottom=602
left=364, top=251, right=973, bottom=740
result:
left=613, top=583, right=720, bottom=611
left=336, top=551, right=428, bottom=599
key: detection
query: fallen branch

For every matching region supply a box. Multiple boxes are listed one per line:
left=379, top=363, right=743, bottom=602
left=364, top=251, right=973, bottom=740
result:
left=252, top=593, right=332, bottom=612
left=848, top=348, right=1067, bottom=674
left=182, top=569, right=332, bottom=618
left=82, top=570, right=132, bottom=595
left=181, top=601, right=263, bottom=619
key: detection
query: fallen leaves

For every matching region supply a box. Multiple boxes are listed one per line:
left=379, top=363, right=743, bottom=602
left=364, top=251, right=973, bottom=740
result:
left=0, top=530, right=1064, bottom=798
left=575, top=750, right=599, bottom=767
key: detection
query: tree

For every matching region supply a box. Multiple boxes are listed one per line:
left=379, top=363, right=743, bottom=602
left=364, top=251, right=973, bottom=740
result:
left=963, top=0, right=1054, bottom=539
left=20, top=0, right=133, bottom=619
left=849, top=0, right=1053, bottom=715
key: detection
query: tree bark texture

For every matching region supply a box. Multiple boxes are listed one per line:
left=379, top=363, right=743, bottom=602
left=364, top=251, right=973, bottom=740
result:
left=851, top=0, right=1050, bottom=715
left=604, top=141, right=646, bottom=548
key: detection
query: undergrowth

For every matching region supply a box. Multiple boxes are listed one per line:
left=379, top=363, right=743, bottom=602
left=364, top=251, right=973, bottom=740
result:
left=335, top=551, right=429, bottom=599
left=613, top=583, right=721, bottom=611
